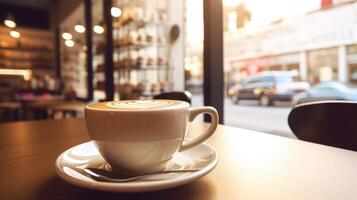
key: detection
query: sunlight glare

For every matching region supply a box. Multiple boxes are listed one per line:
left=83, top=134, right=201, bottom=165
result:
left=186, top=0, right=204, bottom=46
left=186, top=0, right=321, bottom=44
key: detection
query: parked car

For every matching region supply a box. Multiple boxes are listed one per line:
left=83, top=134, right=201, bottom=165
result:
left=292, top=81, right=357, bottom=105
left=229, top=72, right=310, bottom=106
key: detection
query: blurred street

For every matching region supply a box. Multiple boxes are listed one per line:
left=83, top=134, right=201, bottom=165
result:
left=192, top=95, right=296, bottom=139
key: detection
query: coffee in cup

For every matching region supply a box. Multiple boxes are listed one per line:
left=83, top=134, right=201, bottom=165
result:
left=85, top=100, right=218, bottom=175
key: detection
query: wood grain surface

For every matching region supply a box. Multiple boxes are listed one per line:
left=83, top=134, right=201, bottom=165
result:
left=1, top=119, right=357, bottom=200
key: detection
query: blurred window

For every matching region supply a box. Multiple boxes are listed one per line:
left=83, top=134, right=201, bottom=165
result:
left=274, top=76, right=292, bottom=83
left=307, top=48, right=338, bottom=83
left=293, top=76, right=302, bottom=82
left=261, top=76, right=274, bottom=82
left=245, top=77, right=260, bottom=84
left=314, top=82, right=347, bottom=92
left=218, top=0, right=357, bottom=137
left=316, top=86, right=336, bottom=92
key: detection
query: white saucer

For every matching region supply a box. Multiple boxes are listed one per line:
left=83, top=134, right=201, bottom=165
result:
left=55, top=141, right=218, bottom=192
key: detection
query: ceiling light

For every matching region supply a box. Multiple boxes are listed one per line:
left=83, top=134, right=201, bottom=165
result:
left=74, top=24, right=86, bottom=33
left=62, top=32, right=72, bottom=40
left=4, top=19, right=16, bottom=28
left=4, top=14, right=16, bottom=28
left=10, top=30, right=20, bottom=38
left=93, top=25, right=104, bottom=34
left=65, top=40, right=75, bottom=47
left=111, top=7, right=122, bottom=17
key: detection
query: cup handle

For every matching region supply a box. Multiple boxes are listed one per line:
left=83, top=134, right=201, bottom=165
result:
left=178, top=106, right=218, bottom=152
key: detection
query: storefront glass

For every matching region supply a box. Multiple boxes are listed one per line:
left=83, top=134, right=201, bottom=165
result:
left=184, top=0, right=204, bottom=103
left=222, top=0, right=357, bottom=137
left=307, top=48, right=338, bottom=84
left=91, top=0, right=105, bottom=100
left=347, top=44, right=357, bottom=83
left=59, top=4, right=87, bottom=99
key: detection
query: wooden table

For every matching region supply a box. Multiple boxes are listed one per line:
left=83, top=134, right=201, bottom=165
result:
left=24, top=100, right=67, bottom=120
left=1, top=119, right=357, bottom=200
left=0, top=102, right=22, bottom=109
left=0, top=102, right=22, bottom=121
left=49, top=102, right=86, bottom=112
left=25, top=100, right=85, bottom=120
left=49, top=102, right=86, bottom=119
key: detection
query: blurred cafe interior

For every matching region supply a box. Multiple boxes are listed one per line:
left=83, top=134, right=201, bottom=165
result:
left=0, top=0, right=213, bottom=123
left=2, top=0, right=357, bottom=124
left=4, top=0, right=357, bottom=199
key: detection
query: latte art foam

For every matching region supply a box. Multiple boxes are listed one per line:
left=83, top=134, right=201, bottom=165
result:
left=107, top=100, right=180, bottom=109
left=87, top=100, right=189, bottom=111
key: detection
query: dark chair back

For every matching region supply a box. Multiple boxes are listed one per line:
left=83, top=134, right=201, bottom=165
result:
left=153, top=91, right=192, bottom=104
left=288, top=101, right=357, bottom=151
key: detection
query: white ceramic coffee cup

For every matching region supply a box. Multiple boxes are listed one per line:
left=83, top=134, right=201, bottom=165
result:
left=85, top=100, right=218, bottom=175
